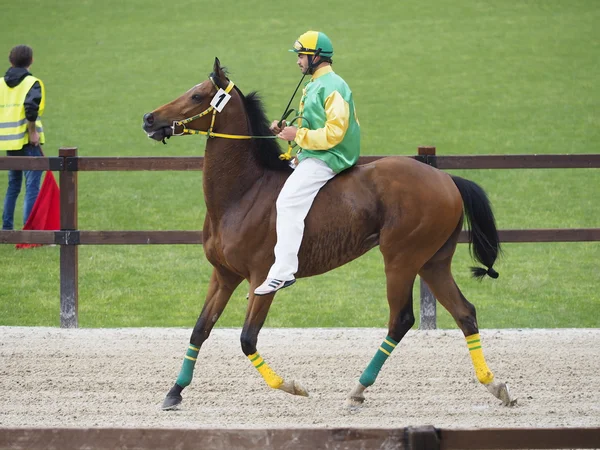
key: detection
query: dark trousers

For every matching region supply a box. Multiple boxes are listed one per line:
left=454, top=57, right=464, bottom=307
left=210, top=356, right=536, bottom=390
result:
left=2, top=144, right=43, bottom=230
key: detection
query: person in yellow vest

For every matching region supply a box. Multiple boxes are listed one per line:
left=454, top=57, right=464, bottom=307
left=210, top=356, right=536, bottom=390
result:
left=1, top=45, right=46, bottom=230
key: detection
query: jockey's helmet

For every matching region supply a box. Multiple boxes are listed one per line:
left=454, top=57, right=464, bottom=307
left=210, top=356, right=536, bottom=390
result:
left=289, top=31, right=333, bottom=59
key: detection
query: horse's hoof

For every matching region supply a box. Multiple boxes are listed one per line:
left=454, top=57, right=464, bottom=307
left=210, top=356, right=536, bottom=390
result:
left=346, top=395, right=365, bottom=409
left=278, top=380, right=309, bottom=397
left=486, top=380, right=517, bottom=407
left=162, top=394, right=182, bottom=410
left=346, top=383, right=366, bottom=408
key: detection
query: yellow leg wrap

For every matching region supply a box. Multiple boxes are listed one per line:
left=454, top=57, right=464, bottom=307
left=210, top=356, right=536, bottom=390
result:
left=466, top=333, right=495, bottom=385
left=248, top=352, right=284, bottom=389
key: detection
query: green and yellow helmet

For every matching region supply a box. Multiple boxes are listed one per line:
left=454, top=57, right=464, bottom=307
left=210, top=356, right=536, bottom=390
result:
left=289, top=31, right=333, bottom=58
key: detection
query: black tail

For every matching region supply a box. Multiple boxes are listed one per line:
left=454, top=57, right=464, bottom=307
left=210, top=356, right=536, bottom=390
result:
left=451, top=176, right=501, bottom=280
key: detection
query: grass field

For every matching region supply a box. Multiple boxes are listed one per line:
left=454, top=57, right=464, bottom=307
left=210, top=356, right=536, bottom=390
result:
left=1, top=0, right=598, bottom=328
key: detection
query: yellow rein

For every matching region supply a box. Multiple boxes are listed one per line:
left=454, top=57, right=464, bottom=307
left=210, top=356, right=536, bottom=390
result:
left=171, top=78, right=293, bottom=160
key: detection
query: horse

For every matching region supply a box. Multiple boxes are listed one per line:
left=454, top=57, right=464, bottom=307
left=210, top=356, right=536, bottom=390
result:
left=142, top=58, right=515, bottom=410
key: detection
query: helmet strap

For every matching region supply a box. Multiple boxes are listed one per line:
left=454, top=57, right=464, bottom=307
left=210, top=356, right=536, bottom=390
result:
left=307, top=48, right=323, bottom=75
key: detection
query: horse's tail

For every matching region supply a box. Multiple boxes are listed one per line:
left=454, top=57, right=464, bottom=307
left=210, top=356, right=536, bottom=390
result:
left=451, top=176, right=501, bottom=280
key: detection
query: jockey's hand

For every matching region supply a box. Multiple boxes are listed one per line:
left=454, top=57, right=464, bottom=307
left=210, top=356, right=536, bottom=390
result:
left=270, top=120, right=285, bottom=135
left=277, top=125, right=298, bottom=142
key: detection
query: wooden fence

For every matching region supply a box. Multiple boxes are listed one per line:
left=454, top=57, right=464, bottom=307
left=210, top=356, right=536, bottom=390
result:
left=0, top=147, right=598, bottom=328
left=1, top=426, right=599, bottom=450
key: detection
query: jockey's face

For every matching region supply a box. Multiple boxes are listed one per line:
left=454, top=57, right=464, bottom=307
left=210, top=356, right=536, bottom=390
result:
left=297, top=53, right=322, bottom=75
left=297, top=54, right=309, bottom=74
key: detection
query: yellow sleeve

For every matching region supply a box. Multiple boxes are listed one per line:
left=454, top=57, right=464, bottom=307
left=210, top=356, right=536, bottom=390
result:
left=295, top=91, right=350, bottom=150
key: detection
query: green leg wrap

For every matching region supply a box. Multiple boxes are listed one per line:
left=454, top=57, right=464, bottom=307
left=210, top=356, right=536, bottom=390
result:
left=359, top=336, right=398, bottom=387
left=175, top=344, right=200, bottom=388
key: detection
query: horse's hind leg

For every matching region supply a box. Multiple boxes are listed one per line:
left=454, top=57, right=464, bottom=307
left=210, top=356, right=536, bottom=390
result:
left=162, top=266, right=243, bottom=410
left=348, top=259, right=417, bottom=407
left=419, top=254, right=516, bottom=406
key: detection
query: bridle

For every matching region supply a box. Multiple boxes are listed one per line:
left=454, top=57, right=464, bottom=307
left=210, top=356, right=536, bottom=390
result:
left=169, top=75, right=309, bottom=161
left=170, top=77, right=268, bottom=140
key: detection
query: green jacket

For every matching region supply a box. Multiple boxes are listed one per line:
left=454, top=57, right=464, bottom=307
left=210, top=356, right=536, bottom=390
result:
left=295, top=66, right=360, bottom=173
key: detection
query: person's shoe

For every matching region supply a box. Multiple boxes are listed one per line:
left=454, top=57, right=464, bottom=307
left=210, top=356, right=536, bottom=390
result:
left=254, top=278, right=296, bottom=296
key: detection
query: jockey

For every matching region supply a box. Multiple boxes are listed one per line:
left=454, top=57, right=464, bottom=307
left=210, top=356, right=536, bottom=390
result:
left=255, top=31, right=361, bottom=296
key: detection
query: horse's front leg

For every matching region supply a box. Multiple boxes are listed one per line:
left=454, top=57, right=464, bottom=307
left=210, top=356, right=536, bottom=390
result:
left=162, top=267, right=243, bottom=410
left=241, top=290, right=309, bottom=397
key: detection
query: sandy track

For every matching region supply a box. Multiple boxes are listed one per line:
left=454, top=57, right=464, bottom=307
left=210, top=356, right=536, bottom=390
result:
left=0, top=327, right=599, bottom=429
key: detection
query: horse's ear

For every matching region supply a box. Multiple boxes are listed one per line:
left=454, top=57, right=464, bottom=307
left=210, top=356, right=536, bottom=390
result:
left=213, top=57, right=225, bottom=81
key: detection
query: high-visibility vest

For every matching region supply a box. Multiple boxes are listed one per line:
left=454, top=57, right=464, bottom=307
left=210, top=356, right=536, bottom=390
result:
left=0, top=75, right=45, bottom=151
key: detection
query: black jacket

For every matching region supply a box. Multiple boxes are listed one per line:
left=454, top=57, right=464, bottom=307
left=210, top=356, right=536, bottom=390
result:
left=3, top=67, right=43, bottom=122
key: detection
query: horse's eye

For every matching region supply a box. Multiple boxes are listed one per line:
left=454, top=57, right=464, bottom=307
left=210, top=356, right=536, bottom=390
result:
left=191, top=94, right=202, bottom=102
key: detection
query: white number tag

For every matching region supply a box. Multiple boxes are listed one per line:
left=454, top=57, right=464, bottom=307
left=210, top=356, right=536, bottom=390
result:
left=210, top=89, right=232, bottom=112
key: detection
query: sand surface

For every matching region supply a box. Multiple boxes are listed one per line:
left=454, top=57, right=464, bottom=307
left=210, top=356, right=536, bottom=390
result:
left=0, top=327, right=599, bottom=429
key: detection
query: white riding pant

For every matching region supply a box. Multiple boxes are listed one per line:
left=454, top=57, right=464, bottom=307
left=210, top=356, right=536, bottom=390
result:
left=267, top=157, right=336, bottom=281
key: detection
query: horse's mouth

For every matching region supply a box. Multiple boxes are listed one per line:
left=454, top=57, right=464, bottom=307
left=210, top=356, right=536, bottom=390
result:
left=144, top=125, right=173, bottom=142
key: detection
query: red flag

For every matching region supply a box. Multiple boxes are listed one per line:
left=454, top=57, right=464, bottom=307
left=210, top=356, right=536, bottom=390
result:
left=16, top=171, right=61, bottom=249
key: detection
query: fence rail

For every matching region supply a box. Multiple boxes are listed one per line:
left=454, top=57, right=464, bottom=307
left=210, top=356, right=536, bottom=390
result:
left=3, top=153, right=600, bottom=172
left=2, top=228, right=599, bottom=246
left=1, top=147, right=598, bottom=328
left=0, top=426, right=599, bottom=450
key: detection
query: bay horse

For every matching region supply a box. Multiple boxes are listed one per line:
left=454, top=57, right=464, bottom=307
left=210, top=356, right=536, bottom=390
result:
left=142, top=58, right=515, bottom=410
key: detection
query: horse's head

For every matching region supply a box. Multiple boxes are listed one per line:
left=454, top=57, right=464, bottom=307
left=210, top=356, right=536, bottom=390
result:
left=142, top=58, right=232, bottom=143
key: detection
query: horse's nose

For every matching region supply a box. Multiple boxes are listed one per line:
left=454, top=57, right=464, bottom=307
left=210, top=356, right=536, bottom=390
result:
left=143, top=112, right=154, bottom=127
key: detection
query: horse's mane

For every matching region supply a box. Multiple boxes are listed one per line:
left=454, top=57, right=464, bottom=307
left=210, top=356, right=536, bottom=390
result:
left=211, top=68, right=292, bottom=172
left=237, top=88, right=294, bottom=173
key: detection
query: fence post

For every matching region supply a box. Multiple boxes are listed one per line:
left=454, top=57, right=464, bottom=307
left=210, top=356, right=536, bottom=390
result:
left=417, top=146, right=437, bottom=330
left=406, top=425, right=440, bottom=450
left=59, top=147, right=79, bottom=328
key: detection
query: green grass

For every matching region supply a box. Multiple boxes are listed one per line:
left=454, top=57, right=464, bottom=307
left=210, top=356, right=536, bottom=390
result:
left=1, top=0, right=598, bottom=328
